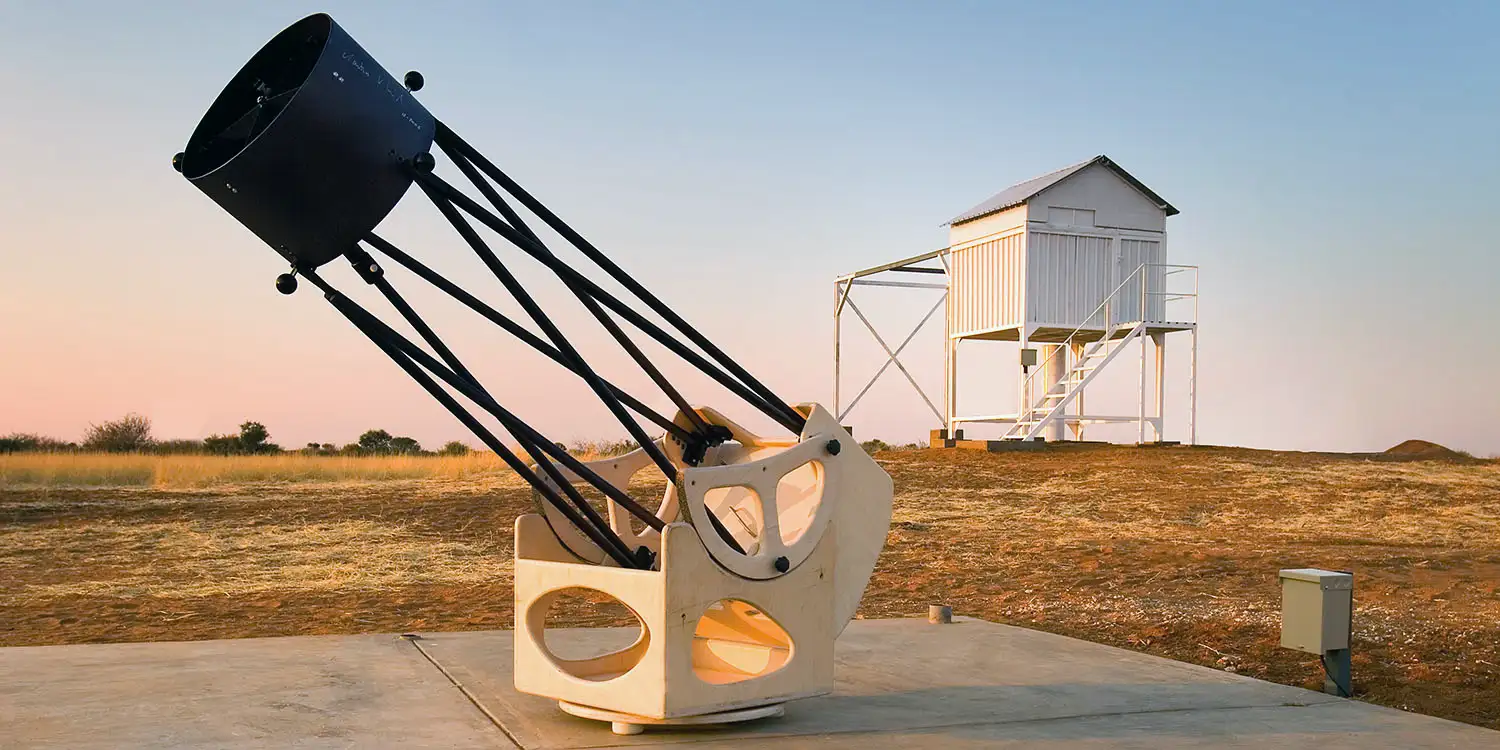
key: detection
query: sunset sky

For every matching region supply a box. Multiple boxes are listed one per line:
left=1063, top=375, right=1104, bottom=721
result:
left=2, top=1, right=1497, bottom=455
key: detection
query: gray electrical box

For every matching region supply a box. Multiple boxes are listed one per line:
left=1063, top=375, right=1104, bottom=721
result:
left=1020, top=348, right=1038, bottom=368
left=1279, top=568, right=1352, bottom=654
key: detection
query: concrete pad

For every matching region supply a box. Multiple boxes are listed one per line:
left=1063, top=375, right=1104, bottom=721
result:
left=413, top=618, right=1499, bottom=748
left=0, top=633, right=512, bottom=749
left=2, top=619, right=1496, bottom=748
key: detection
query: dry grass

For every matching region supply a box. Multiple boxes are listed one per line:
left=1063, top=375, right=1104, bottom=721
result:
left=0, top=452, right=539, bottom=489
left=7, top=519, right=513, bottom=600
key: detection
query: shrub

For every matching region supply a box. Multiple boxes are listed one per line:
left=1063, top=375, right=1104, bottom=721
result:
left=358, top=429, right=393, bottom=454
left=438, top=441, right=472, bottom=456
left=82, top=414, right=154, bottom=452
left=860, top=438, right=894, bottom=454
left=203, top=434, right=240, bottom=455
left=152, top=439, right=206, bottom=455
left=0, top=433, right=77, bottom=453
left=388, top=436, right=422, bottom=455
left=569, top=439, right=638, bottom=457
left=238, top=422, right=272, bottom=453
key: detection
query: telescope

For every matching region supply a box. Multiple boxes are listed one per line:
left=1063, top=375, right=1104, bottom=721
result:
left=175, top=13, right=892, bottom=733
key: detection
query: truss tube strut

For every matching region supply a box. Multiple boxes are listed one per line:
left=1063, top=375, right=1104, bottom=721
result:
left=434, top=123, right=806, bottom=434
left=343, top=252, right=650, bottom=564
left=440, top=143, right=714, bottom=441
left=365, top=223, right=748, bottom=557
left=419, top=181, right=682, bottom=482
left=310, top=268, right=670, bottom=537
left=299, top=270, right=644, bottom=569
left=412, top=169, right=804, bottom=435
left=360, top=233, right=694, bottom=445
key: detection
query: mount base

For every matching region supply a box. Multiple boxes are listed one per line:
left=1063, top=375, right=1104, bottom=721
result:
left=557, top=700, right=785, bottom=735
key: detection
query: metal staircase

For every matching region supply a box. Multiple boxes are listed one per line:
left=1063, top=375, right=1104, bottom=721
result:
left=1001, top=320, right=1146, bottom=440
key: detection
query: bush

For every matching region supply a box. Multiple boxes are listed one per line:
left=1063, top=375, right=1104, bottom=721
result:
left=355, top=429, right=422, bottom=455
left=0, top=433, right=77, bottom=453
left=152, top=439, right=206, bottom=455
left=357, top=429, right=393, bottom=454
left=202, top=434, right=239, bottom=455
left=570, top=439, right=638, bottom=457
left=238, top=422, right=272, bottom=453
left=438, top=441, right=472, bottom=456
left=83, top=414, right=154, bottom=452
left=201, top=421, right=282, bottom=455
left=859, top=439, right=922, bottom=454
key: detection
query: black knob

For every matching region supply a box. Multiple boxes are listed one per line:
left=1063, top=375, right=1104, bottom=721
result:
left=171, top=152, right=184, bottom=173
left=274, top=273, right=298, bottom=295
left=773, top=556, right=790, bottom=573
left=411, top=152, right=435, bottom=173
left=824, top=439, right=842, bottom=456
left=403, top=70, right=424, bottom=92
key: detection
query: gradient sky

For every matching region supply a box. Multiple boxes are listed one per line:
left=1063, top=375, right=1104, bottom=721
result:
left=2, top=1, right=1497, bottom=454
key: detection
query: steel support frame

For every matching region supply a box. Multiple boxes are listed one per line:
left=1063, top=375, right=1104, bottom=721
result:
left=831, top=250, right=950, bottom=429
left=835, top=251, right=1198, bottom=446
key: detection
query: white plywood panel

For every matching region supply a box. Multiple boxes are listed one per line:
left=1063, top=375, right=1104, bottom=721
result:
left=949, top=231, right=1026, bottom=336
left=1027, top=231, right=1112, bottom=328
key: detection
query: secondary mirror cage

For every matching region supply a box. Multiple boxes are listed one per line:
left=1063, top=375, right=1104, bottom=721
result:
left=176, top=14, right=805, bottom=571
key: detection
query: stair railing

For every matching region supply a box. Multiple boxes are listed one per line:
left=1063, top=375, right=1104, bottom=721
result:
left=1012, top=262, right=1150, bottom=433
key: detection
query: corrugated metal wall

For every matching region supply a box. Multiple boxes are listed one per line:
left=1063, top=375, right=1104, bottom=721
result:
left=950, top=232, right=1025, bottom=336
left=1027, top=232, right=1113, bottom=327
left=1116, top=238, right=1165, bottom=324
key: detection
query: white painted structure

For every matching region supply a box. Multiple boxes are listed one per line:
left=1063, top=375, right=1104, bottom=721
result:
left=834, top=155, right=1198, bottom=443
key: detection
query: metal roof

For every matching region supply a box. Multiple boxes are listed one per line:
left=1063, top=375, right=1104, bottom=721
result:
left=945, top=155, right=1179, bottom=226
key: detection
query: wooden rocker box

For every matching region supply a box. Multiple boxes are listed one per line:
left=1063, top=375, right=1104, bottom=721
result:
left=512, top=404, right=887, bottom=721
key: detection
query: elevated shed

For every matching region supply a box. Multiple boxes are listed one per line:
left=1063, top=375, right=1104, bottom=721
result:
left=834, top=155, right=1198, bottom=444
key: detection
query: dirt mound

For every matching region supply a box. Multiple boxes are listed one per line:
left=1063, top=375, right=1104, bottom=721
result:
left=1384, top=439, right=1468, bottom=460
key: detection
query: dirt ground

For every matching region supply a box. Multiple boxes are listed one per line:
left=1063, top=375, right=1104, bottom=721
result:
left=2, top=445, right=1497, bottom=729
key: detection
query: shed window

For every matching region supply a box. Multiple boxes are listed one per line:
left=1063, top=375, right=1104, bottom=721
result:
left=1048, top=207, right=1096, bottom=227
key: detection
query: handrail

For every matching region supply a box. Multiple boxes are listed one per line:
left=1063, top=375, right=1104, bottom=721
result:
left=1009, top=262, right=1197, bottom=435
left=1016, top=262, right=1148, bottom=416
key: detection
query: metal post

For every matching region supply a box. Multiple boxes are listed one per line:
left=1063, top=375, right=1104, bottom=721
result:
left=1323, top=648, right=1352, bottom=697
left=1069, top=341, right=1085, bottom=440
left=943, top=297, right=951, bottom=434
left=949, top=338, right=960, bottom=435
left=1019, top=330, right=1030, bottom=440
left=1138, top=268, right=1147, bottom=444
left=1191, top=268, right=1199, bottom=446
left=1189, top=326, right=1198, bottom=446
left=1042, top=343, right=1065, bottom=442
left=1153, top=332, right=1166, bottom=442
left=834, top=281, right=842, bottom=418
left=1138, top=331, right=1147, bottom=445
